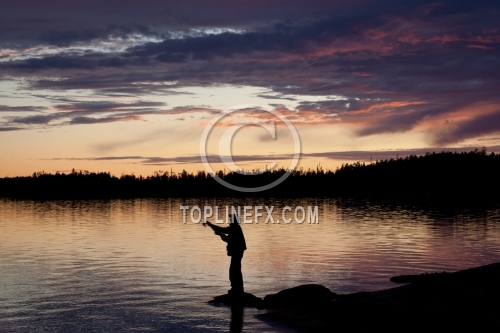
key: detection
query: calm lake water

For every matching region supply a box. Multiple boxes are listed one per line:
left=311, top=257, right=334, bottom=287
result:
left=1, top=198, right=500, bottom=332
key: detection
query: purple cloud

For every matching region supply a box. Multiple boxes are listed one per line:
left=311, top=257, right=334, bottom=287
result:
left=0, top=0, right=499, bottom=144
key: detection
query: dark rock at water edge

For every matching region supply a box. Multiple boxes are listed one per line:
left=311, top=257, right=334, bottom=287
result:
left=209, top=292, right=265, bottom=309
left=263, top=284, right=337, bottom=309
left=257, top=262, right=500, bottom=332
left=209, top=263, right=500, bottom=331
left=390, top=261, right=500, bottom=285
left=208, top=284, right=336, bottom=311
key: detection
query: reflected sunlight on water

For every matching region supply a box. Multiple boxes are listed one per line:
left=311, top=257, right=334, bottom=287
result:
left=1, top=198, right=500, bottom=332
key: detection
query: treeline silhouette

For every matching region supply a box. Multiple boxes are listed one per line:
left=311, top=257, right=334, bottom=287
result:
left=1, top=149, right=499, bottom=199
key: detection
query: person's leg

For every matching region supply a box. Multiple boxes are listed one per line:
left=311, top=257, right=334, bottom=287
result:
left=229, top=253, right=244, bottom=293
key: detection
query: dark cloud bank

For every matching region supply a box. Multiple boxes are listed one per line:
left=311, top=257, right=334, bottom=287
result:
left=50, top=146, right=500, bottom=167
left=1, top=0, right=500, bottom=145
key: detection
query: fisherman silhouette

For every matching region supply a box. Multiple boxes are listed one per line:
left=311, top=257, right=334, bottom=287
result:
left=204, top=214, right=247, bottom=295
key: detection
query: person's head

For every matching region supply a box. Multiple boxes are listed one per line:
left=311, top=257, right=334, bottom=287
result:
left=229, top=214, right=240, bottom=225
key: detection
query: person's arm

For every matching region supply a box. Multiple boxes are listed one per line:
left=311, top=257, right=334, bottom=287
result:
left=218, top=233, right=229, bottom=243
left=205, top=221, right=231, bottom=235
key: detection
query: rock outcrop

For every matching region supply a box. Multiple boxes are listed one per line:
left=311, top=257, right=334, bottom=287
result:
left=208, top=292, right=265, bottom=309
left=263, top=284, right=337, bottom=309
left=258, top=262, right=500, bottom=332
left=209, top=262, right=500, bottom=332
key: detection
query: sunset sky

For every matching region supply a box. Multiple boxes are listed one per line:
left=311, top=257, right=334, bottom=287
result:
left=1, top=0, right=500, bottom=177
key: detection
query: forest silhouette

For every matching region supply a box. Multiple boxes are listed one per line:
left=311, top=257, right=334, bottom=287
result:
left=1, top=149, right=499, bottom=200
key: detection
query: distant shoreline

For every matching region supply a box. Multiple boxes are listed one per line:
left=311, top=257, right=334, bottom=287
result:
left=1, top=149, right=499, bottom=200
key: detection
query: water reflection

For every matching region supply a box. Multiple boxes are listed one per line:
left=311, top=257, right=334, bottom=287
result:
left=1, top=198, right=500, bottom=332
left=230, top=306, right=244, bottom=333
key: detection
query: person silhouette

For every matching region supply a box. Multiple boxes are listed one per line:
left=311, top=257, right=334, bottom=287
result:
left=205, top=214, right=246, bottom=295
